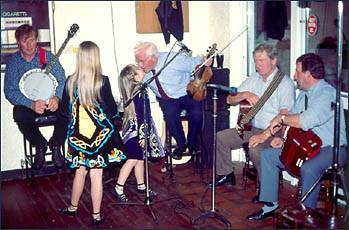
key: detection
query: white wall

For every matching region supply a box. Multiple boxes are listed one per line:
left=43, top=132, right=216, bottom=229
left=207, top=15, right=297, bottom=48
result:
left=1, top=1, right=246, bottom=171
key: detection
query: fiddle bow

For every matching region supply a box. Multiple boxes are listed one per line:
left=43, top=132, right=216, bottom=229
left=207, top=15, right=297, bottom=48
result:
left=186, top=26, right=248, bottom=101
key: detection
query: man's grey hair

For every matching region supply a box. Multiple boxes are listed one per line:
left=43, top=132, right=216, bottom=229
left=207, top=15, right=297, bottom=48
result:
left=253, top=43, right=278, bottom=60
left=134, top=41, right=158, bottom=57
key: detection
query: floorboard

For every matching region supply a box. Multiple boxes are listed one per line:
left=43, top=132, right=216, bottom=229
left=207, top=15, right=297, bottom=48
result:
left=1, top=160, right=348, bottom=229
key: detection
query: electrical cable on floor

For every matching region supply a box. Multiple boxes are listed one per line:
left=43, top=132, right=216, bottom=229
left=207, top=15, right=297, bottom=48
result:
left=199, top=185, right=210, bottom=213
left=170, top=199, right=206, bottom=226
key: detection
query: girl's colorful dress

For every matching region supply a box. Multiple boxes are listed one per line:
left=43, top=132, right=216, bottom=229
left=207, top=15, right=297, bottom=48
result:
left=122, top=91, right=165, bottom=160
left=60, top=76, right=126, bottom=168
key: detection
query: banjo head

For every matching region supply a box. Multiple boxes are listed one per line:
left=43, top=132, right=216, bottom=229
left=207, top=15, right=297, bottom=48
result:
left=19, top=69, right=58, bottom=102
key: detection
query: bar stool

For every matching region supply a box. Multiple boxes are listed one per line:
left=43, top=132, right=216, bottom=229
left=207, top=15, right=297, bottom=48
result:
left=164, top=109, right=203, bottom=187
left=23, top=115, right=66, bottom=195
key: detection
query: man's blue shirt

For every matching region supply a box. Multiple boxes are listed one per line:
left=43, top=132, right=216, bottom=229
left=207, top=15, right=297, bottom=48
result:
left=142, top=52, right=202, bottom=99
left=4, top=49, right=66, bottom=108
left=291, top=79, right=347, bottom=147
left=238, top=68, right=296, bottom=130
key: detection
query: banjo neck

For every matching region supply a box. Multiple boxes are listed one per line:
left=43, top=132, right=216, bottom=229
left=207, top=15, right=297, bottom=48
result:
left=44, top=23, right=79, bottom=74
left=44, top=36, right=70, bottom=74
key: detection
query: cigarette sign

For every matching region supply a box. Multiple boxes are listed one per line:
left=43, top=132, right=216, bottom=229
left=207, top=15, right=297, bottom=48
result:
left=307, top=14, right=318, bottom=36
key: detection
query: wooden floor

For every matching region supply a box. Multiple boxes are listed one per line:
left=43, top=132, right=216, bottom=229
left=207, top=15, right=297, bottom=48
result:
left=1, top=159, right=348, bottom=229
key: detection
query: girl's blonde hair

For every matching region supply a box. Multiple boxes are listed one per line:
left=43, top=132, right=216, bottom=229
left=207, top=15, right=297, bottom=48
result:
left=66, top=41, right=103, bottom=107
left=118, top=64, right=141, bottom=129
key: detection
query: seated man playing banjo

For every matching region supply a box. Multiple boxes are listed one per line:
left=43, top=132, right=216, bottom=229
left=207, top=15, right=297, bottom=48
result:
left=4, top=24, right=67, bottom=169
left=246, top=53, right=347, bottom=221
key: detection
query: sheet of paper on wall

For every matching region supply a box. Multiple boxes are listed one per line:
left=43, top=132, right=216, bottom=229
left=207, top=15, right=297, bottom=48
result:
left=1, top=17, right=32, bottom=30
left=38, top=29, right=50, bottom=43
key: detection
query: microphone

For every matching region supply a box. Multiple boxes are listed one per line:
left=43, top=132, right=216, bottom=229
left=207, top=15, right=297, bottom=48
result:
left=206, top=84, right=237, bottom=94
left=177, top=41, right=192, bottom=56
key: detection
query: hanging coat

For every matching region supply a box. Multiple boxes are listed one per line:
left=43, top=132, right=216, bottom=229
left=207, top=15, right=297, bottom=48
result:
left=264, top=1, right=288, bottom=40
left=156, top=1, right=184, bottom=44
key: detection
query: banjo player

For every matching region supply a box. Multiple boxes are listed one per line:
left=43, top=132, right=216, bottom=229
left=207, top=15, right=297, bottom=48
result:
left=4, top=24, right=66, bottom=169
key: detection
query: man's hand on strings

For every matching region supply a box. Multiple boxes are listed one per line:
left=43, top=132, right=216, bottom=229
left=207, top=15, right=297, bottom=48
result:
left=47, top=96, right=59, bottom=112
left=30, top=100, right=47, bottom=114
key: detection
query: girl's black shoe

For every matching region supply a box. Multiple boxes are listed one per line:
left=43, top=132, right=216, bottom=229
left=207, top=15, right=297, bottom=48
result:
left=92, top=213, right=105, bottom=226
left=111, top=183, right=128, bottom=202
left=58, top=204, right=78, bottom=217
left=136, top=183, right=158, bottom=195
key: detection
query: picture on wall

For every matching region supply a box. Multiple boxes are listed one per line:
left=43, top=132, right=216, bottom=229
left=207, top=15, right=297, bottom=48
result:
left=1, top=1, right=51, bottom=65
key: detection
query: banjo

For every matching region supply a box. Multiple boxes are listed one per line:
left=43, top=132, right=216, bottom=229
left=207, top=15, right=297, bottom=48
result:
left=19, top=24, right=79, bottom=102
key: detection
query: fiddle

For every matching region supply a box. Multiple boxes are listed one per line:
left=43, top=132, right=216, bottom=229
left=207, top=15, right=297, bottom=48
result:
left=187, top=27, right=248, bottom=102
left=186, top=44, right=216, bottom=101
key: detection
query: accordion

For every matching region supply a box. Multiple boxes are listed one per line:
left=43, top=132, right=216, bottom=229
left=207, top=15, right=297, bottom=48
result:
left=280, top=127, right=322, bottom=176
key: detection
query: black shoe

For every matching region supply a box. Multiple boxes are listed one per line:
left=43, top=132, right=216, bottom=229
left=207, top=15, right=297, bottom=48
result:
left=33, top=145, right=47, bottom=169
left=136, top=183, right=158, bottom=195
left=111, top=184, right=128, bottom=202
left=208, top=172, right=236, bottom=187
left=58, top=207, right=78, bottom=217
left=246, top=208, right=275, bottom=221
left=137, top=188, right=158, bottom=196
left=92, top=213, right=105, bottom=226
left=51, top=145, right=64, bottom=168
left=188, top=146, right=200, bottom=154
left=173, top=146, right=186, bottom=160
left=216, top=172, right=236, bottom=187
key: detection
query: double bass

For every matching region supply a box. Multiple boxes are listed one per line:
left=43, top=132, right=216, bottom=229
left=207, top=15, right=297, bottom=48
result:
left=186, top=44, right=217, bottom=102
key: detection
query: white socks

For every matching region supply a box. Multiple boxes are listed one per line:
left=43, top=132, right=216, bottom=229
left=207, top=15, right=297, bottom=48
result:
left=262, top=202, right=278, bottom=213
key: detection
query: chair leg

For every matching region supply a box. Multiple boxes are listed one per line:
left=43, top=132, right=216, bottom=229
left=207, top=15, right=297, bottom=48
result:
left=242, top=161, right=248, bottom=189
left=324, top=179, right=331, bottom=213
left=242, top=143, right=253, bottom=190
left=297, top=181, right=302, bottom=199
left=165, top=126, right=174, bottom=187
left=337, top=169, right=349, bottom=220
left=62, top=144, right=68, bottom=191
left=23, top=136, right=30, bottom=186
left=29, top=143, right=36, bottom=195
left=256, top=179, right=260, bottom=195
left=279, top=170, right=284, bottom=190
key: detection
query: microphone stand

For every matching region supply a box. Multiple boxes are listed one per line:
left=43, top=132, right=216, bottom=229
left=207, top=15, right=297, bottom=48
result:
left=192, top=89, right=231, bottom=228
left=300, top=1, right=348, bottom=224
left=109, top=50, right=184, bottom=225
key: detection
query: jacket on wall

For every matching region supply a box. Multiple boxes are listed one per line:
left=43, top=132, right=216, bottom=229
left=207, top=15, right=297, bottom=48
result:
left=156, top=1, right=184, bottom=44
left=264, top=1, right=288, bottom=40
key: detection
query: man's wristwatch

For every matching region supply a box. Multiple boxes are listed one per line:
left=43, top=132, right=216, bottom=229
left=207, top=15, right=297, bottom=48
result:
left=281, top=114, right=286, bottom=125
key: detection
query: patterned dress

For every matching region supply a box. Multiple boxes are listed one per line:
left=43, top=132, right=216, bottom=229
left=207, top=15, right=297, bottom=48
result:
left=60, top=76, right=126, bottom=168
left=122, top=92, right=165, bottom=160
